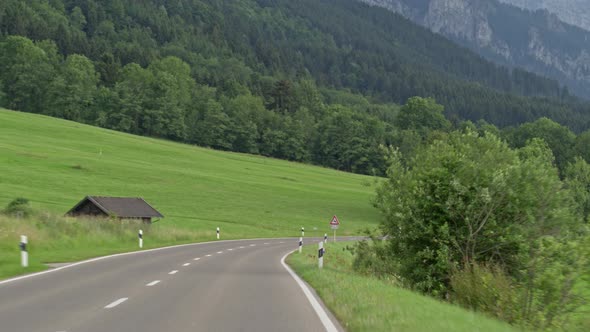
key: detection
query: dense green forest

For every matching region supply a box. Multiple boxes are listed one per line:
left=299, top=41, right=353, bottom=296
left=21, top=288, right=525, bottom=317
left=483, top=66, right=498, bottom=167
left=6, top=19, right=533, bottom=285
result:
left=1, top=0, right=590, bottom=176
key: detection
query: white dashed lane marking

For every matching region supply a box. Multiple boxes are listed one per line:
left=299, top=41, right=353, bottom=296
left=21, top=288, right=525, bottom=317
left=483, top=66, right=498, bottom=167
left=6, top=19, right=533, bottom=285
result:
left=250, top=244, right=256, bottom=247
left=206, top=254, right=212, bottom=257
left=194, top=257, right=200, bottom=261
left=217, top=251, right=223, bottom=254
left=169, top=270, right=178, bottom=275
left=104, top=298, right=128, bottom=309
left=239, top=246, right=245, bottom=249
left=146, top=280, right=160, bottom=287
left=227, top=248, right=233, bottom=251
left=183, top=263, right=190, bottom=266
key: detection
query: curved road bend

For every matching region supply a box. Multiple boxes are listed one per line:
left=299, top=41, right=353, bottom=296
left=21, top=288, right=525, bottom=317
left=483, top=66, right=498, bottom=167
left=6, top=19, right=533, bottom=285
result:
left=0, top=238, right=351, bottom=332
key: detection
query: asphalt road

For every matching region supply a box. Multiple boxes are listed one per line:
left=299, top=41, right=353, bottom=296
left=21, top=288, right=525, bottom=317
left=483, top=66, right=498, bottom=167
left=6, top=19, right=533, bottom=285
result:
left=0, top=238, right=347, bottom=332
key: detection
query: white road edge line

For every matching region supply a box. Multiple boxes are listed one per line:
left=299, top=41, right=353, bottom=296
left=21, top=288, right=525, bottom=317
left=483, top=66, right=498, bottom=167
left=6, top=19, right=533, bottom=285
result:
left=146, top=280, right=160, bottom=286
left=169, top=270, right=178, bottom=275
left=183, top=263, right=190, bottom=266
left=104, top=297, right=128, bottom=309
left=280, top=251, right=338, bottom=332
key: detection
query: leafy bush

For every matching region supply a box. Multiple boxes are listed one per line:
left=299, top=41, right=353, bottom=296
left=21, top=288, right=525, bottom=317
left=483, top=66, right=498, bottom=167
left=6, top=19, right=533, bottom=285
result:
left=372, top=131, right=576, bottom=294
left=3, top=197, right=33, bottom=217
left=350, top=233, right=399, bottom=280
left=450, top=263, right=520, bottom=324
left=518, top=235, right=590, bottom=330
left=450, top=234, right=590, bottom=330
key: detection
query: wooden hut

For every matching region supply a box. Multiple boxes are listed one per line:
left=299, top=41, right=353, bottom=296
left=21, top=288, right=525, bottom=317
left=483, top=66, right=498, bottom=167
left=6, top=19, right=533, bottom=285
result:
left=66, top=196, right=163, bottom=223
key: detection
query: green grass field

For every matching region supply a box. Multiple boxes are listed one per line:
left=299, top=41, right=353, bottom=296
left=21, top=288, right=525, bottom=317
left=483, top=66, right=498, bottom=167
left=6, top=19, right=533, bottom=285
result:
left=0, top=108, right=380, bottom=278
left=287, top=242, right=520, bottom=332
left=0, top=109, right=379, bottom=234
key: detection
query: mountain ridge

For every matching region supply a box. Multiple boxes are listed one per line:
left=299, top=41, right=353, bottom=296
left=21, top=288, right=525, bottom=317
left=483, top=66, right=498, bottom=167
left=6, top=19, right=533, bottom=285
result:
left=360, top=0, right=590, bottom=99
left=498, top=0, right=590, bottom=32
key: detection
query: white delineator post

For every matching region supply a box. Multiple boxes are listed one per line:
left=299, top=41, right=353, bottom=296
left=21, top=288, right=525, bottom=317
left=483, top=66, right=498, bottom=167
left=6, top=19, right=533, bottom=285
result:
left=318, top=241, right=324, bottom=269
left=20, top=235, right=28, bottom=268
left=301, top=227, right=304, bottom=237
left=216, top=227, right=220, bottom=240
left=299, top=237, right=303, bottom=253
left=324, top=233, right=328, bottom=243
left=139, top=230, right=143, bottom=249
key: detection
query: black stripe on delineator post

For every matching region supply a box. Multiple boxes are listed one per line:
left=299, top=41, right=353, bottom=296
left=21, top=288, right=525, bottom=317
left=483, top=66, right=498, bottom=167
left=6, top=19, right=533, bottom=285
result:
left=318, top=242, right=324, bottom=269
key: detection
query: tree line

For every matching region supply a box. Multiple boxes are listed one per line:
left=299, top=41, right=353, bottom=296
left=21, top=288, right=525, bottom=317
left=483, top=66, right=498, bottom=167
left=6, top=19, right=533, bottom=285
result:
left=3, top=33, right=590, bottom=178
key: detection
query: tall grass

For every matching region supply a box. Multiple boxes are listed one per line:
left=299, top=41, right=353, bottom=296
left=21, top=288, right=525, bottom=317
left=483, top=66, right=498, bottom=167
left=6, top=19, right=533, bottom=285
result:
left=0, top=213, right=208, bottom=279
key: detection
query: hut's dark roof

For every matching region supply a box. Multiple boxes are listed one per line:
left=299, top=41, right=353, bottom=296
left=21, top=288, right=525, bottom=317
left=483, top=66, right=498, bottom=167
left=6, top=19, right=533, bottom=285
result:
left=67, top=196, right=163, bottom=218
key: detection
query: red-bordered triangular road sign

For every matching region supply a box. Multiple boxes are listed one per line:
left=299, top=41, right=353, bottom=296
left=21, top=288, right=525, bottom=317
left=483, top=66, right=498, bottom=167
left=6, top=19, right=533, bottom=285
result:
left=330, top=215, right=340, bottom=225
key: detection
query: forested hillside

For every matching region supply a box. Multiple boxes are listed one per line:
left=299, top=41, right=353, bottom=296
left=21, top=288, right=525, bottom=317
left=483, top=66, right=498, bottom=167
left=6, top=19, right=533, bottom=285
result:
left=1, top=0, right=590, bottom=175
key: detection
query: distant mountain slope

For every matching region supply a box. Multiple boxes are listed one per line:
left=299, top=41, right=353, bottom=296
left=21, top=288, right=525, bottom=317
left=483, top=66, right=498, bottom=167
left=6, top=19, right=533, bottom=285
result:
left=361, top=0, right=590, bottom=99
left=498, top=0, right=590, bottom=32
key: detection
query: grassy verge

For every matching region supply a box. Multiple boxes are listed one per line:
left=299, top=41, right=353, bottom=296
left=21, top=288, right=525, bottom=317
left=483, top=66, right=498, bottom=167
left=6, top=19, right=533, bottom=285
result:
left=286, top=242, right=520, bottom=332
left=0, top=214, right=216, bottom=279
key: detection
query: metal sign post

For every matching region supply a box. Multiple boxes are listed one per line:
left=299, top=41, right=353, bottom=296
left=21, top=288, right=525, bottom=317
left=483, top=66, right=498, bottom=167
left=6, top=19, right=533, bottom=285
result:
left=330, top=215, right=340, bottom=242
